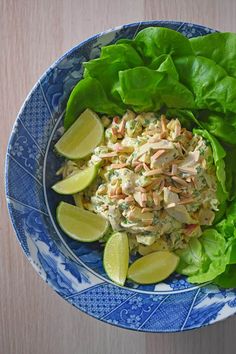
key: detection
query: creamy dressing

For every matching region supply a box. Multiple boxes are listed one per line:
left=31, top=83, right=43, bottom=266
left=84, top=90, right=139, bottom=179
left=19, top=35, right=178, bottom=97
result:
left=59, top=111, right=219, bottom=254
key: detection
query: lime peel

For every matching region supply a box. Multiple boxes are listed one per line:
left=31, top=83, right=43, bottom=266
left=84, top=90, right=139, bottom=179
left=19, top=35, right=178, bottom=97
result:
left=52, top=164, right=97, bottom=195
left=103, top=232, right=129, bottom=286
left=55, top=108, right=104, bottom=160
left=56, top=202, right=108, bottom=242
left=128, top=251, right=179, bottom=284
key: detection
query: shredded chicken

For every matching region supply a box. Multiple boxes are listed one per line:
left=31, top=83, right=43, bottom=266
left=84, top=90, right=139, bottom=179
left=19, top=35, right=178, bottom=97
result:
left=58, top=111, right=219, bottom=253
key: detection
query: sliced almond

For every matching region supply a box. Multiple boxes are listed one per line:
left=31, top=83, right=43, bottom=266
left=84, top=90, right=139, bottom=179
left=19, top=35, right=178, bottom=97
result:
left=133, top=191, right=143, bottom=207
left=144, top=168, right=163, bottom=176
left=141, top=226, right=156, bottom=232
left=171, top=164, right=178, bottom=175
left=174, top=143, right=184, bottom=156
left=110, top=163, right=128, bottom=169
left=132, top=160, right=139, bottom=166
left=159, top=179, right=165, bottom=192
left=111, top=127, right=117, bottom=136
left=151, top=149, right=166, bottom=161
left=143, top=163, right=150, bottom=172
left=178, top=198, right=195, bottom=205
left=152, top=191, right=160, bottom=206
left=148, top=135, right=161, bottom=142
left=118, top=119, right=126, bottom=134
left=174, top=120, right=181, bottom=138
left=142, top=219, right=153, bottom=226
left=160, top=131, right=167, bottom=139
left=178, top=166, right=197, bottom=175
left=110, top=194, right=126, bottom=199
left=135, top=186, right=146, bottom=193
left=125, top=196, right=134, bottom=202
left=165, top=202, right=177, bottom=209
left=145, top=179, right=162, bottom=191
left=141, top=193, right=147, bottom=201
left=134, top=163, right=143, bottom=173
left=141, top=207, right=153, bottom=213
left=171, top=176, right=189, bottom=187
left=160, top=114, right=167, bottom=132
left=136, top=140, right=174, bottom=159
left=100, top=152, right=118, bottom=158
left=168, top=186, right=182, bottom=193
left=142, top=128, right=160, bottom=136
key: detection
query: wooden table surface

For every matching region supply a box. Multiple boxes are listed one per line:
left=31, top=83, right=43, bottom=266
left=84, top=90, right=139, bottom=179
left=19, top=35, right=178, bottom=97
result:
left=1, top=0, right=236, bottom=353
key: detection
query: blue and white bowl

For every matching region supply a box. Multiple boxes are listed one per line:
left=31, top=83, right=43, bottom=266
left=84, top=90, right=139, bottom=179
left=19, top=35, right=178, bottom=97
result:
left=5, top=21, right=236, bottom=332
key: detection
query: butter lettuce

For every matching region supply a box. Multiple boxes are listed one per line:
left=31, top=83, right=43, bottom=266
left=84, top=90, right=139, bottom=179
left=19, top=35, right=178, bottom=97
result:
left=177, top=200, right=236, bottom=285
left=225, top=146, right=236, bottom=200
left=174, top=56, right=236, bottom=114
left=193, top=129, right=228, bottom=197
left=190, top=32, right=236, bottom=78
left=64, top=27, right=236, bottom=132
left=134, top=26, right=193, bottom=64
left=198, top=111, right=236, bottom=145
left=116, top=67, right=195, bottom=111
left=176, top=229, right=229, bottom=283
left=64, top=77, right=124, bottom=130
left=215, top=265, right=236, bottom=288
left=151, top=54, right=179, bottom=80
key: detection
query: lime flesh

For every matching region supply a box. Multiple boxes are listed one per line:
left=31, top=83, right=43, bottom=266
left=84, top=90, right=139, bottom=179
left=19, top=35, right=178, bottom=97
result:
left=55, top=109, right=104, bottom=159
left=56, top=202, right=108, bottom=242
left=52, top=165, right=97, bottom=195
left=128, top=251, right=179, bottom=284
left=103, top=232, right=129, bottom=286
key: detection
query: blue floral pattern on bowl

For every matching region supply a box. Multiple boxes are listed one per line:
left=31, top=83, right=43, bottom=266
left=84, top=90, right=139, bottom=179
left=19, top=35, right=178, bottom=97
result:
left=5, top=20, right=236, bottom=332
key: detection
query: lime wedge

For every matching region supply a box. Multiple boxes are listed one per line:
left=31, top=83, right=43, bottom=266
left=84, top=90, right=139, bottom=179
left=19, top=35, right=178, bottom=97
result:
left=52, top=165, right=97, bottom=195
left=55, top=109, right=104, bottom=159
left=56, top=202, right=108, bottom=242
left=128, top=251, right=179, bottom=284
left=103, top=232, right=129, bottom=286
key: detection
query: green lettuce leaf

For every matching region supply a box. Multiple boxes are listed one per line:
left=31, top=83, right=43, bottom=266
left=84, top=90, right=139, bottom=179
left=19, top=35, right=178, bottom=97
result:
left=152, top=54, right=179, bottom=80
left=176, top=238, right=206, bottom=276
left=190, top=32, right=236, bottom=78
left=224, top=146, right=236, bottom=200
left=214, top=265, right=236, bottom=288
left=214, top=264, right=236, bottom=289
left=226, top=198, right=236, bottom=219
left=198, top=112, right=236, bottom=145
left=174, top=56, right=236, bottom=114
left=188, top=257, right=229, bottom=284
left=116, top=67, right=195, bottom=112
left=229, top=240, right=236, bottom=264
left=64, top=27, right=236, bottom=130
left=201, top=229, right=226, bottom=259
left=134, top=27, right=193, bottom=64
left=177, top=229, right=230, bottom=284
left=64, top=77, right=124, bottom=129
left=193, top=129, right=228, bottom=198
left=84, top=43, right=144, bottom=102
left=216, top=199, right=236, bottom=239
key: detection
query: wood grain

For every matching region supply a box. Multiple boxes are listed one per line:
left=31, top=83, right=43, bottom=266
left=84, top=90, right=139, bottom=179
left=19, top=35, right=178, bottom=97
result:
left=1, top=0, right=236, bottom=353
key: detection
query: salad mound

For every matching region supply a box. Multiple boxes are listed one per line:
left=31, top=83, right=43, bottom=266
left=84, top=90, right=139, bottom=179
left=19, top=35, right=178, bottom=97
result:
left=63, top=111, right=218, bottom=253
left=53, top=26, right=236, bottom=288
